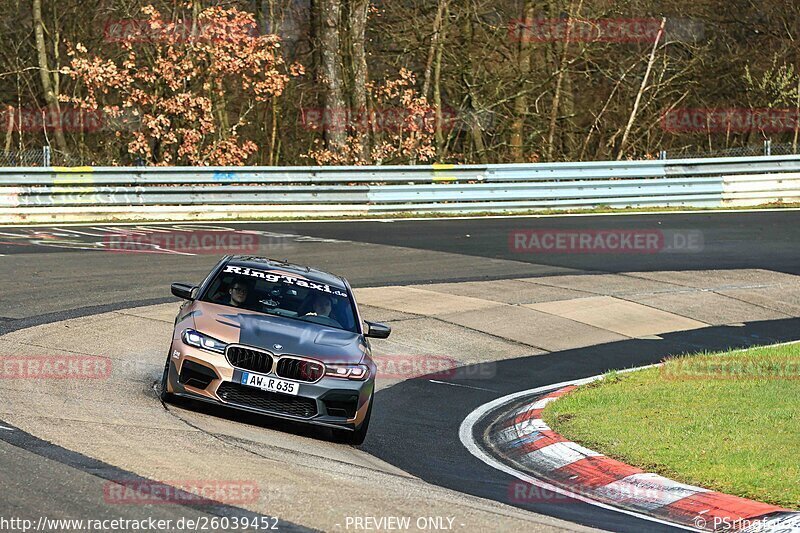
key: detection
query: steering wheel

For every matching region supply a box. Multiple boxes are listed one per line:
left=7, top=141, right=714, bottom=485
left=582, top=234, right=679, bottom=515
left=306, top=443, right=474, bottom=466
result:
left=303, top=314, right=343, bottom=329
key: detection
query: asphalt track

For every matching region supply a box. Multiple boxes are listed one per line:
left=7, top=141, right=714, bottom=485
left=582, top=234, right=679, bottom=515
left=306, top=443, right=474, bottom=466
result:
left=2, top=210, right=799, bottom=532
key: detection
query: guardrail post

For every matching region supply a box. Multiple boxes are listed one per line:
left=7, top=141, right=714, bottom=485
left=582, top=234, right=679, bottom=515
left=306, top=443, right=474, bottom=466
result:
left=764, top=140, right=771, bottom=156
left=42, top=145, right=51, bottom=167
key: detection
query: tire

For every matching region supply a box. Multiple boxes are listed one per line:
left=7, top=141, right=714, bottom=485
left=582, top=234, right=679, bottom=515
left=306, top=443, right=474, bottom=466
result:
left=335, top=396, right=372, bottom=445
left=159, top=353, right=175, bottom=403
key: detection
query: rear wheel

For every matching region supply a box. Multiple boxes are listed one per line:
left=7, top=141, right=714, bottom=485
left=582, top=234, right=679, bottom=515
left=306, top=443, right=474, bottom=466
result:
left=334, top=396, right=372, bottom=445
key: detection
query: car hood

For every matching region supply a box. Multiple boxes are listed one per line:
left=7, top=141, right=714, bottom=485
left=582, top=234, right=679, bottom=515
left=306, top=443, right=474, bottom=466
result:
left=190, top=301, right=367, bottom=363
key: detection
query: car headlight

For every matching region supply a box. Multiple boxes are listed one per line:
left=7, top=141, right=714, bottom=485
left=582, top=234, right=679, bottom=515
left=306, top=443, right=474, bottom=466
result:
left=182, top=329, right=227, bottom=354
left=325, top=364, right=370, bottom=380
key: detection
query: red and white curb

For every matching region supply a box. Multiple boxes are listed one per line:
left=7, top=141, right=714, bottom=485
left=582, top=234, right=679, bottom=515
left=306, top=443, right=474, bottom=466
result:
left=460, top=376, right=800, bottom=532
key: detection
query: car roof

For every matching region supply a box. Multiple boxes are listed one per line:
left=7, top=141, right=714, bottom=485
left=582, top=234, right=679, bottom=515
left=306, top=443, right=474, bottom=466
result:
left=225, top=256, right=348, bottom=290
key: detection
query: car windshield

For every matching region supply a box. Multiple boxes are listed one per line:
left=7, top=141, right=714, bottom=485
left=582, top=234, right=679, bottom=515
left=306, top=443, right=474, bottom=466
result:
left=201, top=264, right=357, bottom=333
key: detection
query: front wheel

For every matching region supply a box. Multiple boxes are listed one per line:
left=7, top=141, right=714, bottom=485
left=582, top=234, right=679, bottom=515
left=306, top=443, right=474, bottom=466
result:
left=335, top=396, right=372, bottom=445
left=159, top=353, right=175, bottom=403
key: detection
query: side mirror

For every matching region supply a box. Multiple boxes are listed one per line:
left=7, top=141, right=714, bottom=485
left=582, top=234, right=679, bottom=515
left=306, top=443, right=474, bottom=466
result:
left=364, top=321, right=391, bottom=339
left=171, top=282, right=196, bottom=300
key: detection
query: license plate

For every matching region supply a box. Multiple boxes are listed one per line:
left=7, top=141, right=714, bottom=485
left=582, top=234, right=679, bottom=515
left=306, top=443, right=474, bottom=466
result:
left=240, top=372, right=299, bottom=396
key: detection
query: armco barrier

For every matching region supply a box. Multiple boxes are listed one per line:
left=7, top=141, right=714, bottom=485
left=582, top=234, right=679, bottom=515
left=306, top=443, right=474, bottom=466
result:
left=1, top=155, right=799, bottom=223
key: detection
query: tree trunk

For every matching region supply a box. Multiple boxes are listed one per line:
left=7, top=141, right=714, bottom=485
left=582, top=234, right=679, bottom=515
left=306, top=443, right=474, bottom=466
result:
left=463, top=10, right=486, bottom=162
left=793, top=74, right=800, bottom=153
left=560, top=62, right=576, bottom=156
left=4, top=105, right=14, bottom=153
left=319, top=0, right=347, bottom=154
left=33, top=0, right=67, bottom=153
left=266, top=0, right=278, bottom=165
left=432, top=1, right=448, bottom=158
left=423, top=0, right=447, bottom=100
left=545, top=0, right=581, bottom=161
left=348, top=0, right=370, bottom=161
left=510, top=0, right=533, bottom=162
left=309, top=0, right=320, bottom=81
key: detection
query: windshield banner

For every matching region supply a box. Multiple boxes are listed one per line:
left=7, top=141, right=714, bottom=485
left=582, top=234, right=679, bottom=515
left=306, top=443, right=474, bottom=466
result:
left=223, top=265, right=349, bottom=298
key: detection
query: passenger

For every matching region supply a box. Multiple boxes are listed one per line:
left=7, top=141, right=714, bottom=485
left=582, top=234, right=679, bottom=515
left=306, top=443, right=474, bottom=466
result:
left=226, top=281, right=249, bottom=308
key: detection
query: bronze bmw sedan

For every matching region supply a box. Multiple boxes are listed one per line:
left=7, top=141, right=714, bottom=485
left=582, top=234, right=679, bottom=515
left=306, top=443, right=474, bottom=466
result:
left=161, top=255, right=391, bottom=445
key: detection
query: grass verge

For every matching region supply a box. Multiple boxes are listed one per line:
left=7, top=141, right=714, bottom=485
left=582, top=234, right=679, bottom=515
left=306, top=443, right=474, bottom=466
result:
left=542, top=343, right=800, bottom=508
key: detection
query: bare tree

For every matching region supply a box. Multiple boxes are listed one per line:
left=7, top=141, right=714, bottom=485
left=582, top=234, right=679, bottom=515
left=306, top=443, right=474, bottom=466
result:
left=545, top=0, right=583, bottom=161
left=319, top=0, right=347, bottom=153
left=432, top=0, right=449, bottom=158
left=347, top=0, right=370, bottom=160
left=616, top=17, right=665, bottom=160
left=33, top=0, right=67, bottom=153
left=422, top=0, right=448, bottom=100
left=510, top=0, right=533, bottom=161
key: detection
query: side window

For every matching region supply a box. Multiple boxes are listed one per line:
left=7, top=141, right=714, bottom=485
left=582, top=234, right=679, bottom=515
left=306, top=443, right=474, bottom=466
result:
left=205, top=274, right=240, bottom=305
left=197, top=257, right=229, bottom=298
left=206, top=276, right=228, bottom=304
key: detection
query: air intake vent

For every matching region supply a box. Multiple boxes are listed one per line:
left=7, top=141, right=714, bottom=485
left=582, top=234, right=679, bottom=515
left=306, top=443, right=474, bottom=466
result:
left=178, top=360, right=218, bottom=390
left=322, top=392, right=359, bottom=419
left=217, top=382, right=317, bottom=418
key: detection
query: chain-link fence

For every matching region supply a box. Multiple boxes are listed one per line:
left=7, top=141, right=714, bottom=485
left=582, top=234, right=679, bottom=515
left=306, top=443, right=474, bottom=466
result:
left=0, top=148, right=47, bottom=166
left=0, top=147, right=80, bottom=167
left=665, top=141, right=800, bottom=159
left=3, top=143, right=800, bottom=166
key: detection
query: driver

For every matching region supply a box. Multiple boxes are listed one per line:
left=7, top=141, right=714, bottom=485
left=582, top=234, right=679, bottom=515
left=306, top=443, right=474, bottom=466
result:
left=226, top=280, right=249, bottom=308
left=304, top=294, right=333, bottom=318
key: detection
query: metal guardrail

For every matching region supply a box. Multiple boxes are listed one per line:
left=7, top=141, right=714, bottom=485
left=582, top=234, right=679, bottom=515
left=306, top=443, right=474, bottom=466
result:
left=1, top=155, right=800, bottom=222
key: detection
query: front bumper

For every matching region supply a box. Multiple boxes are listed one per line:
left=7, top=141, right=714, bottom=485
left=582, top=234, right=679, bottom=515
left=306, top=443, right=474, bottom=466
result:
left=166, top=339, right=373, bottom=431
